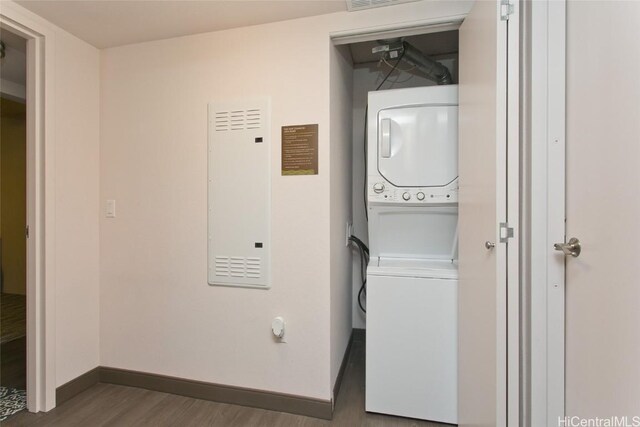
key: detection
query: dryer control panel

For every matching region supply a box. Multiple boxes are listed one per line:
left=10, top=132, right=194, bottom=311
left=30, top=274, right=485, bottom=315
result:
left=368, top=179, right=458, bottom=205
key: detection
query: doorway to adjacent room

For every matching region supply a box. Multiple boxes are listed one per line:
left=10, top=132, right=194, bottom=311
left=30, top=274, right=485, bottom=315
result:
left=0, top=27, right=28, bottom=421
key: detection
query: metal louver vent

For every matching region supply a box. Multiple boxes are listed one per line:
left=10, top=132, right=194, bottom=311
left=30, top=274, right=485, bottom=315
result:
left=215, top=256, right=230, bottom=276
left=346, top=0, right=419, bottom=11
left=230, top=110, right=244, bottom=131
left=230, top=257, right=245, bottom=277
left=214, top=256, right=261, bottom=279
left=246, top=258, right=261, bottom=279
left=214, top=109, right=262, bottom=132
left=214, top=112, right=230, bottom=132
left=246, top=109, right=261, bottom=129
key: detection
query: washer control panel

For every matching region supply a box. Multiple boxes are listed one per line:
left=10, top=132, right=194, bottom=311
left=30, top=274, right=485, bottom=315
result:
left=373, top=182, right=385, bottom=193
left=368, top=179, right=458, bottom=205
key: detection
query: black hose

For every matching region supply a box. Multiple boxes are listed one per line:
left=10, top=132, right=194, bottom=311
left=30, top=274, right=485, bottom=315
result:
left=349, top=235, right=370, bottom=314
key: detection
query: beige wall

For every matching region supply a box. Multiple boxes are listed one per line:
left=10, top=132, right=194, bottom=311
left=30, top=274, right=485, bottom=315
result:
left=0, top=1, right=101, bottom=390
left=100, top=18, right=333, bottom=399
left=0, top=98, right=26, bottom=295
left=99, top=1, right=472, bottom=401
left=53, top=28, right=101, bottom=387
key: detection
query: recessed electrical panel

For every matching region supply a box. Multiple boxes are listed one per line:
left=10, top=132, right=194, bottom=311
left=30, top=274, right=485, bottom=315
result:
left=208, top=97, right=271, bottom=289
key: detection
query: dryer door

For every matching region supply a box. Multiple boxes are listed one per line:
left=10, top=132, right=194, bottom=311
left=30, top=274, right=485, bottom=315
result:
left=377, top=105, right=458, bottom=188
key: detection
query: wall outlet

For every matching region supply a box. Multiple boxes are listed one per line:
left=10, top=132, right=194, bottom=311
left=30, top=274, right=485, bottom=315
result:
left=346, top=221, right=353, bottom=247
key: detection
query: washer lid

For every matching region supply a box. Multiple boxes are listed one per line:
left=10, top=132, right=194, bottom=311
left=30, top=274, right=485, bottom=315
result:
left=368, top=258, right=459, bottom=279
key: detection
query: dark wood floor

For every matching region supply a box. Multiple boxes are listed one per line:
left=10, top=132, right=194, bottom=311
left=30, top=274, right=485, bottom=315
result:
left=4, top=334, right=445, bottom=426
left=1, top=336, right=27, bottom=390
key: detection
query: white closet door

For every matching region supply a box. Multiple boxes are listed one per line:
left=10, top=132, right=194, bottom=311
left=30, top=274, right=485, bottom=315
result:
left=458, top=1, right=514, bottom=426
left=565, top=1, right=640, bottom=420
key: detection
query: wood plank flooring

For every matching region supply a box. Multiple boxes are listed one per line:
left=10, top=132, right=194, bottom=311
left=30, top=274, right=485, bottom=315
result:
left=1, top=337, right=26, bottom=390
left=1, top=294, right=27, bottom=346
left=1, top=292, right=27, bottom=392
left=4, top=334, right=446, bottom=426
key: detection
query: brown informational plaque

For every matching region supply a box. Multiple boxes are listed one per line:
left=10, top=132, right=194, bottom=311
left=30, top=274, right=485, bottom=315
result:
left=281, top=124, right=318, bottom=175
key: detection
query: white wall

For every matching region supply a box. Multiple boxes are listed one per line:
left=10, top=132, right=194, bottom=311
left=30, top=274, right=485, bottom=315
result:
left=99, top=1, right=472, bottom=401
left=100, top=19, right=334, bottom=400
left=53, top=29, right=101, bottom=387
left=329, top=43, right=353, bottom=390
left=1, top=1, right=101, bottom=401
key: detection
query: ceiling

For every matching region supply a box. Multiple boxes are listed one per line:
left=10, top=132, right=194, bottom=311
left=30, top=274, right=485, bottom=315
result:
left=16, top=1, right=347, bottom=49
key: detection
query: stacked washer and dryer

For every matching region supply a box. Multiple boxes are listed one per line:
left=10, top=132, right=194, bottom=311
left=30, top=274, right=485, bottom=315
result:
left=365, top=85, right=459, bottom=424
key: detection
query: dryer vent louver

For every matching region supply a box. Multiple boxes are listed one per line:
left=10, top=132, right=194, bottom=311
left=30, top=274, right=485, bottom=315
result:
left=346, top=0, right=420, bottom=12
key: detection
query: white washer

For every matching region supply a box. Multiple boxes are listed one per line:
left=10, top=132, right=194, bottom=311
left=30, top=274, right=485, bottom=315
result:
left=366, top=259, right=457, bottom=423
left=365, top=86, right=458, bottom=424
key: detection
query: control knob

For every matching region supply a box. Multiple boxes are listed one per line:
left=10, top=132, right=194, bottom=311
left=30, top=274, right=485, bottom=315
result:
left=417, top=192, right=425, bottom=201
left=373, top=183, right=385, bottom=194
left=402, top=192, right=411, bottom=201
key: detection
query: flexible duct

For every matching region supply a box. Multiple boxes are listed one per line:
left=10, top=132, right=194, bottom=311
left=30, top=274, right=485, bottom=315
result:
left=376, top=40, right=453, bottom=85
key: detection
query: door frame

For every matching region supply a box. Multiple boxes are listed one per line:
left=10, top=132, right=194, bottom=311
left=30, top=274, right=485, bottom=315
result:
left=527, top=0, right=566, bottom=425
left=506, top=1, right=520, bottom=425
left=0, top=2, right=57, bottom=412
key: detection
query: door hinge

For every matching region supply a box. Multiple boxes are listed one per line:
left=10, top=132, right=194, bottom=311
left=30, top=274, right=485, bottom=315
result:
left=500, top=0, right=514, bottom=21
left=26, top=225, right=29, bottom=238
left=499, top=222, right=514, bottom=243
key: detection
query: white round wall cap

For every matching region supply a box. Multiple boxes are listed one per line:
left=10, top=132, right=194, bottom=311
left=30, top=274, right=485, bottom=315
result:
left=271, top=316, right=285, bottom=338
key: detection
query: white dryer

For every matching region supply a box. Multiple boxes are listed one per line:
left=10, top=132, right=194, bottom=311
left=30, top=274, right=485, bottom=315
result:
left=365, top=85, right=458, bottom=424
left=367, top=85, right=458, bottom=205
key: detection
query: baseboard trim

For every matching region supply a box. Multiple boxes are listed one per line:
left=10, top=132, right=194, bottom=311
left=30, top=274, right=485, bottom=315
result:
left=333, top=329, right=354, bottom=404
left=55, top=331, right=362, bottom=420
left=56, top=367, right=100, bottom=405
left=99, top=367, right=333, bottom=420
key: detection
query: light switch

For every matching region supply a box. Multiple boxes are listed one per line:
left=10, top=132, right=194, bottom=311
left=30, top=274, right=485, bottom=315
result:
left=106, top=200, right=116, bottom=218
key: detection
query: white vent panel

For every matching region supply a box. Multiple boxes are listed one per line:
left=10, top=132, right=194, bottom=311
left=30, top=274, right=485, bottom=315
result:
left=214, top=256, right=230, bottom=276
left=214, top=109, right=264, bottom=132
left=214, top=112, right=230, bottom=132
left=208, top=97, right=271, bottom=289
left=246, top=109, right=261, bottom=129
left=230, top=110, right=244, bottom=131
left=246, top=258, right=261, bottom=279
left=211, top=256, right=262, bottom=279
left=229, top=257, right=245, bottom=277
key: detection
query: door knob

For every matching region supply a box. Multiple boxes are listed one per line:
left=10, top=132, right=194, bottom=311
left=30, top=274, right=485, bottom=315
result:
left=485, top=241, right=495, bottom=250
left=553, top=237, right=581, bottom=258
